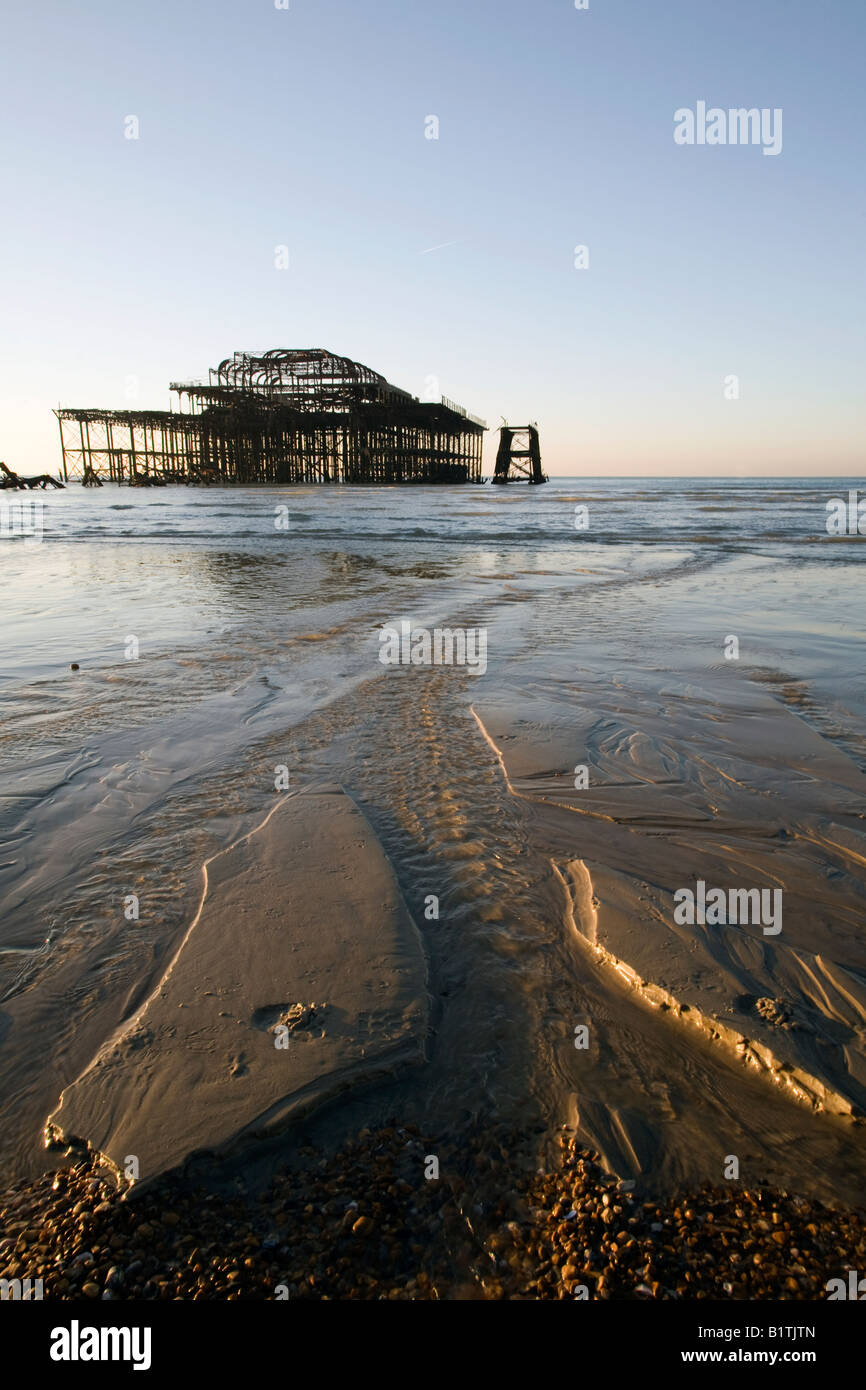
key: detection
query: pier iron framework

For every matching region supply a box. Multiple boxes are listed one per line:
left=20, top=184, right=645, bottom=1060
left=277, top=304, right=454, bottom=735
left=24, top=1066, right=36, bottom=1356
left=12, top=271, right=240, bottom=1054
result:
left=55, top=349, right=486, bottom=486
left=492, top=425, right=546, bottom=484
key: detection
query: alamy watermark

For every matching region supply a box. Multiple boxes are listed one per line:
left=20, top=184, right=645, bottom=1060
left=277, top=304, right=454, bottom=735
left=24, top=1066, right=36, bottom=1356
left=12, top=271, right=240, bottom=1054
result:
left=674, top=103, right=782, bottom=157
left=673, top=880, right=782, bottom=936
left=1, top=1276, right=43, bottom=1300
left=50, top=1322, right=151, bottom=1370
left=378, top=621, right=487, bottom=676
left=825, top=489, right=865, bottom=536
left=826, top=1270, right=866, bottom=1300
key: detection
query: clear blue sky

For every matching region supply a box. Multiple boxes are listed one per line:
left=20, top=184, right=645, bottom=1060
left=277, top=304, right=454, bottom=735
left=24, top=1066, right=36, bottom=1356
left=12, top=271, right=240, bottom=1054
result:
left=1, top=0, right=863, bottom=475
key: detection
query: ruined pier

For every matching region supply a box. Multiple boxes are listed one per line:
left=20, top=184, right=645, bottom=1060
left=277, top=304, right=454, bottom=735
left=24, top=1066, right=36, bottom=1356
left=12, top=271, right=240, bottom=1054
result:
left=55, top=348, right=486, bottom=486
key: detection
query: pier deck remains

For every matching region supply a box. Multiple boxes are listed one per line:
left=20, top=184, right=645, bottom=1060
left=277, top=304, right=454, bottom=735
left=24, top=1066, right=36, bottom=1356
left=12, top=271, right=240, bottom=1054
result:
left=55, top=348, right=486, bottom=486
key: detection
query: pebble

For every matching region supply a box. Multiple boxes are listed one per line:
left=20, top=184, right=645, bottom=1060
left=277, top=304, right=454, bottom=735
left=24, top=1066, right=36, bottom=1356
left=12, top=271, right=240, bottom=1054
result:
left=1, top=1125, right=864, bottom=1301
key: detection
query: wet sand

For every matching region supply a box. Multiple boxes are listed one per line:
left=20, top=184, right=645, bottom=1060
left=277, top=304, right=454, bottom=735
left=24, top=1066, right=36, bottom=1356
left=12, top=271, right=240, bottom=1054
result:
left=460, top=671, right=866, bottom=1202
left=41, top=667, right=866, bottom=1208
left=45, top=788, right=428, bottom=1182
left=18, top=660, right=866, bottom=1301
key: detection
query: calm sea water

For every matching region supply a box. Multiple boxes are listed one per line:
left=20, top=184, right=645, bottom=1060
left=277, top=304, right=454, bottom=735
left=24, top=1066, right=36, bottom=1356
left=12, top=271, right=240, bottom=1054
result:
left=1, top=477, right=861, bottom=682
left=0, top=477, right=864, bottom=1186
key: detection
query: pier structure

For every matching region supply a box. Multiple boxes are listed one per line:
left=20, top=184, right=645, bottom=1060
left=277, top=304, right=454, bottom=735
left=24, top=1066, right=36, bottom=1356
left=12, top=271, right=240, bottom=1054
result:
left=55, top=349, right=486, bottom=486
left=492, top=425, right=546, bottom=484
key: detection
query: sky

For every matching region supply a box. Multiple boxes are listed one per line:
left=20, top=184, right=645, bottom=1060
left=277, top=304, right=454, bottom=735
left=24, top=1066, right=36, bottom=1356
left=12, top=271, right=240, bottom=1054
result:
left=0, top=0, right=863, bottom=477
